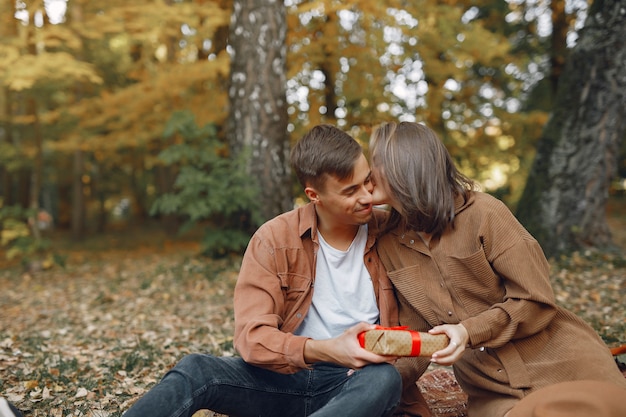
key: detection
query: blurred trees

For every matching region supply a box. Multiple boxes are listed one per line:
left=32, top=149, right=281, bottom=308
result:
left=286, top=0, right=542, bottom=200
left=0, top=0, right=621, bottom=258
left=517, top=0, right=626, bottom=256
left=1, top=0, right=231, bottom=239
left=150, top=111, right=261, bottom=256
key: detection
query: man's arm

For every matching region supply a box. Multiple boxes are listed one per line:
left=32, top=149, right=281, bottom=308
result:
left=233, top=231, right=312, bottom=373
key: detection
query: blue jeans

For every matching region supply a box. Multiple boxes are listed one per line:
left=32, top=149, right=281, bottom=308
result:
left=122, top=354, right=401, bottom=417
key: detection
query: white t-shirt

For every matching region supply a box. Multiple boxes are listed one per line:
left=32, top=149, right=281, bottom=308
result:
left=294, top=224, right=380, bottom=339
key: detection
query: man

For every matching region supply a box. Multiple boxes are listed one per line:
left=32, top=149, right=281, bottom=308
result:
left=122, top=125, right=429, bottom=417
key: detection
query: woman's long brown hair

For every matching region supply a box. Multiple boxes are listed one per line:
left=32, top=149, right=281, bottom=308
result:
left=370, top=122, right=475, bottom=236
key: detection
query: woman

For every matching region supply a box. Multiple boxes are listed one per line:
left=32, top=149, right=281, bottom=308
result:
left=368, top=121, right=626, bottom=417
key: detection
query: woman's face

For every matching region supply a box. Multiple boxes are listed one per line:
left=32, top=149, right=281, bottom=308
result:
left=371, top=164, right=398, bottom=209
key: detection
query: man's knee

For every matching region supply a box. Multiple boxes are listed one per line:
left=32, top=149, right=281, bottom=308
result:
left=362, top=364, right=402, bottom=400
left=177, top=353, right=209, bottom=367
left=170, top=353, right=218, bottom=380
left=380, top=365, right=402, bottom=397
left=176, top=353, right=205, bottom=370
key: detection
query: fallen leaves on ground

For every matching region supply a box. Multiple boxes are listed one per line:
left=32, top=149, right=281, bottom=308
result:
left=1, top=242, right=237, bottom=417
left=0, top=232, right=624, bottom=416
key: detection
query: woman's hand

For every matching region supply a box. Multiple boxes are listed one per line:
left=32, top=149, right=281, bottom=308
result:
left=428, top=324, right=469, bottom=366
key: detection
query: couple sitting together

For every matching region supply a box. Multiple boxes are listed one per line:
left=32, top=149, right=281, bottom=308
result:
left=87, top=122, right=626, bottom=417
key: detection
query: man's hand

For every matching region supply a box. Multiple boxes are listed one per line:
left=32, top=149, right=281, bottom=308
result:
left=304, top=322, right=399, bottom=368
left=428, top=324, right=468, bottom=366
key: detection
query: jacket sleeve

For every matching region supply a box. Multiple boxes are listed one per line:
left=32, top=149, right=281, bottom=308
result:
left=233, top=232, right=311, bottom=374
left=460, top=200, right=558, bottom=349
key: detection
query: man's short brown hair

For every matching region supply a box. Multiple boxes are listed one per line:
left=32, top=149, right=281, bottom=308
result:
left=290, top=124, right=363, bottom=191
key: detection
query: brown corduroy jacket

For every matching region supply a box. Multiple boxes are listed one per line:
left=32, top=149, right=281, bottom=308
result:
left=377, top=191, right=626, bottom=417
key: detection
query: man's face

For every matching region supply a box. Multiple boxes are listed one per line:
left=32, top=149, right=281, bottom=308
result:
left=309, top=153, right=374, bottom=227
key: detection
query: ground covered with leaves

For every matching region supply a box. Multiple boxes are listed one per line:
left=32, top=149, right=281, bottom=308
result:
left=1, top=202, right=625, bottom=417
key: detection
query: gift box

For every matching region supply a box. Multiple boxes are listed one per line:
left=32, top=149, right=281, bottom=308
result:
left=358, top=326, right=450, bottom=356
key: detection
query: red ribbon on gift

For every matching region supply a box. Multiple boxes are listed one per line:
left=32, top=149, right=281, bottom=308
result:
left=357, top=325, right=423, bottom=356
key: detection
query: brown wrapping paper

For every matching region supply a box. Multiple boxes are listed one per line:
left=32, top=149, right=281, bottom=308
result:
left=358, top=327, right=450, bottom=357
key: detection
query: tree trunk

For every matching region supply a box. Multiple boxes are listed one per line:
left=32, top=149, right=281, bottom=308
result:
left=210, top=0, right=231, bottom=57
left=25, top=7, right=44, bottom=241
left=26, top=97, right=42, bottom=242
left=1, top=87, right=14, bottom=206
left=320, top=13, right=337, bottom=122
left=226, top=0, right=292, bottom=222
left=549, top=0, right=569, bottom=94
left=1, top=1, right=18, bottom=207
left=69, top=0, right=87, bottom=240
left=516, top=0, right=626, bottom=257
left=71, top=150, right=86, bottom=239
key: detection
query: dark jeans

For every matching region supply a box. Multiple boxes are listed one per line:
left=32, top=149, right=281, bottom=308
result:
left=122, top=354, right=401, bottom=417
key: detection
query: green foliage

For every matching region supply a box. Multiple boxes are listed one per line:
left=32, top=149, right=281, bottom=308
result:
left=0, top=202, right=64, bottom=268
left=0, top=204, right=35, bottom=260
left=0, top=142, right=25, bottom=171
left=150, top=111, right=261, bottom=257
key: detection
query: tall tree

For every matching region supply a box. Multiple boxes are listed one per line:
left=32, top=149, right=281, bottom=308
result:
left=516, top=0, right=626, bottom=257
left=0, top=0, right=18, bottom=206
left=68, top=0, right=87, bottom=240
left=226, top=0, right=292, bottom=221
left=548, top=0, right=571, bottom=95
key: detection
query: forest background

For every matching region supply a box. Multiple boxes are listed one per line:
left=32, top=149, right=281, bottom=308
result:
left=1, top=0, right=624, bottom=262
left=0, top=0, right=625, bottom=415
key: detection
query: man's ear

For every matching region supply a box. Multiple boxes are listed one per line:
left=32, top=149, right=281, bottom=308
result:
left=304, top=186, right=320, bottom=203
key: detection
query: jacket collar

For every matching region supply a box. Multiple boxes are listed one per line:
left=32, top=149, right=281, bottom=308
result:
left=454, top=190, right=475, bottom=215
left=298, top=202, right=318, bottom=241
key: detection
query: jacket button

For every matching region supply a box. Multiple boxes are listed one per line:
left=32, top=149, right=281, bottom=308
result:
left=479, top=347, right=485, bottom=352
left=296, top=313, right=302, bottom=318
left=447, top=311, right=453, bottom=316
left=409, top=239, right=415, bottom=244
